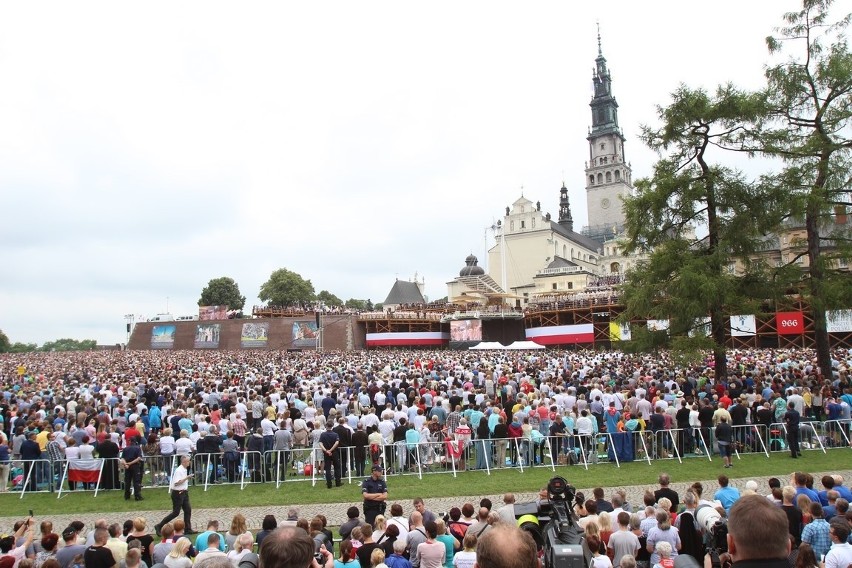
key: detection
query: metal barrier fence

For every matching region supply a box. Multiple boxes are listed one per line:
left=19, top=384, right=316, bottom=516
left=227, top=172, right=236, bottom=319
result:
left=7, top=424, right=852, bottom=499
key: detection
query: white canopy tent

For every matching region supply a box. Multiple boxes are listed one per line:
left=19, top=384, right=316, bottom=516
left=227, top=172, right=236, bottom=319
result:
left=504, top=340, right=545, bottom=350
left=468, top=341, right=507, bottom=350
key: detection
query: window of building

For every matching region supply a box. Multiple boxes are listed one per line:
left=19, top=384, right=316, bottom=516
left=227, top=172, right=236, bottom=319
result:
left=521, top=220, right=525, bottom=229
left=606, top=171, right=612, bottom=183
left=597, top=173, right=603, bottom=184
left=600, top=143, right=605, bottom=151
left=567, top=282, right=573, bottom=289
left=563, top=245, right=566, bottom=257
left=610, top=262, right=620, bottom=273
left=589, top=175, right=595, bottom=186
left=614, top=170, right=621, bottom=181
left=552, top=283, right=557, bottom=290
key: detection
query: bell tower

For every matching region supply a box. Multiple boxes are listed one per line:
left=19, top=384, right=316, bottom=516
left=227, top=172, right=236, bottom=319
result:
left=584, top=27, right=633, bottom=243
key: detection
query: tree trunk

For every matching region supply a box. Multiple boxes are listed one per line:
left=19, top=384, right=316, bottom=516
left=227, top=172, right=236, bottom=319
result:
left=806, top=200, right=832, bottom=377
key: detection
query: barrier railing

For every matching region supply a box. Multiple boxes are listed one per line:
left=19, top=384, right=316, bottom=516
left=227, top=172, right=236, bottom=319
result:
left=143, top=455, right=179, bottom=488
left=822, top=419, right=851, bottom=448
left=768, top=421, right=826, bottom=454
left=269, top=448, right=320, bottom=488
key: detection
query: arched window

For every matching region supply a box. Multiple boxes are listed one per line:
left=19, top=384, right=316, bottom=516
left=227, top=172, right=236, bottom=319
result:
left=610, top=262, right=621, bottom=273
left=570, top=248, right=574, bottom=259
left=614, top=170, right=621, bottom=181
left=606, top=171, right=612, bottom=183
left=589, top=175, right=595, bottom=186
left=563, top=245, right=567, bottom=258
left=597, top=173, right=603, bottom=184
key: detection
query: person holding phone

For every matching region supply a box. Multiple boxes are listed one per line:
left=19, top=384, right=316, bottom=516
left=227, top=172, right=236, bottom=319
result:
left=0, top=516, right=35, bottom=568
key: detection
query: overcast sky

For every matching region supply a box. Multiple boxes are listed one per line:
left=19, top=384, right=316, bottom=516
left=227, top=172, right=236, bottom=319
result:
left=0, top=1, right=814, bottom=345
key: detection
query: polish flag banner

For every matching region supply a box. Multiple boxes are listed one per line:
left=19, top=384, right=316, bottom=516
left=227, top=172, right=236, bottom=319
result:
left=68, top=459, right=104, bottom=483
left=366, top=332, right=449, bottom=347
left=525, top=324, right=594, bottom=345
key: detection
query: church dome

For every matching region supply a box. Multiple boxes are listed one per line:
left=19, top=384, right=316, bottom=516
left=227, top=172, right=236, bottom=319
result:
left=459, top=254, right=485, bottom=277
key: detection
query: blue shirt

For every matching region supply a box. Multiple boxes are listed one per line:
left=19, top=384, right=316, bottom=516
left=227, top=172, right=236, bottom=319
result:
left=801, top=518, right=832, bottom=559
left=714, top=486, right=740, bottom=514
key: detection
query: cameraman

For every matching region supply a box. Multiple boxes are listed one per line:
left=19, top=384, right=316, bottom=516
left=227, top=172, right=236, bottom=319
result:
left=258, top=526, right=332, bottom=568
left=707, top=494, right=789, bottom=568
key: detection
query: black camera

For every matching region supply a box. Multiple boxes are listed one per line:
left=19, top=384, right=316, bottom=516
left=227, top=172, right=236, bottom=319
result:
left=313, top=552, right=324, bottom=565
left=514, top=476, right=588, bottom=568
left=695, top=505, right=728, bottom=567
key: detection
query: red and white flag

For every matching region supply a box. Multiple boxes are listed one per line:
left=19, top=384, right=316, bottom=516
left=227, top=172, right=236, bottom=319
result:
left=68, top=459, right=103, bottom=483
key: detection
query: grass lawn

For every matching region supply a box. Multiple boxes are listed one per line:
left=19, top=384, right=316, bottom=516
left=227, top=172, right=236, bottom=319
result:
left=2, top=449, right=849, bottom=518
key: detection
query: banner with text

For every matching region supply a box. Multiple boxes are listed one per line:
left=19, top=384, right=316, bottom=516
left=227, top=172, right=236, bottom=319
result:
left=776, top=311, right=804, bottom=335
left=827, top=310, right=852, bottom=333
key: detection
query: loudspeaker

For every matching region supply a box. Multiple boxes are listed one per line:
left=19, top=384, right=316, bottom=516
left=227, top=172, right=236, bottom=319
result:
left=315, top=313, right=320, bottom=327
left=126, top=324, right=131, bottom=333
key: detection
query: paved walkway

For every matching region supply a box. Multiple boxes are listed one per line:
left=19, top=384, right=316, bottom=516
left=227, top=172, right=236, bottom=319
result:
left=2, top=470, right=849, bottom=534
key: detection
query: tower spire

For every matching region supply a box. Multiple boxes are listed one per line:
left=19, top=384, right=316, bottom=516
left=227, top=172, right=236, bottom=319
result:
left=597, top=21, right=602, bottom=56
left=558, top=182, right=574, bottom=233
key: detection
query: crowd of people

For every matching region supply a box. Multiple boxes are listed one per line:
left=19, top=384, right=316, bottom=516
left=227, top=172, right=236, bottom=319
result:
left=0, top=346, right=849, bottom=494
left=3, top=469, right=852, bottom=568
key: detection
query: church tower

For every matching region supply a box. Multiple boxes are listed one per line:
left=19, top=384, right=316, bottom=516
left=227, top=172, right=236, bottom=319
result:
left=584, top=28, right=633, bottom=243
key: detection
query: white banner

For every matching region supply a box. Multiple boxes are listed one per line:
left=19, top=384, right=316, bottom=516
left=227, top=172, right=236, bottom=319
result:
left=730, top=314, right=757, bottom=337
left=827, top=310, right=852, bottom=333
left=688, top=317, right=711, bottom=338
left=647, top=319, right=669, bottom=332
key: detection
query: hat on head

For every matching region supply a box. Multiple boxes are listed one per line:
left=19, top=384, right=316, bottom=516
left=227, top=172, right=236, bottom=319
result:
left=372, top=465, right=383, bottom=472
left=62, top=528, right=77, bottom=540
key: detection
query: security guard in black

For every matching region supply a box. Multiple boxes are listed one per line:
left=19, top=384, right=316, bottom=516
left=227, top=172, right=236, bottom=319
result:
left=361, top=465, right=388, bottom=525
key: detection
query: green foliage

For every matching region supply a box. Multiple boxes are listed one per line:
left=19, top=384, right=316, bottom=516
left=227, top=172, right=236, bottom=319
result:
left=622, top=85, right=783, bottom=376
left=39, top=338, right=97, bottom=352
left=344, top=298, right=373, bottom=310
left=259, top=268, right=316, bottom=306
left=754, top=0, right=852, bottom=373
left=0, top=329, right=9, bottom=353
left=317, top=290, right=344, bottom=307
left=198, top=277, right=246, bottom=310
left=9, top=342, right=38, bottom=353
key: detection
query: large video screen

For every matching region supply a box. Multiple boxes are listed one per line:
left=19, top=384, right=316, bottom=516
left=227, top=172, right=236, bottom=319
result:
left=450, top=319, right=482, bottom=342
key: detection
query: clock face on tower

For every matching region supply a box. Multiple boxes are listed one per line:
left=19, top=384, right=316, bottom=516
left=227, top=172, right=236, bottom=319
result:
left=601, top=198, right=611, bottom=209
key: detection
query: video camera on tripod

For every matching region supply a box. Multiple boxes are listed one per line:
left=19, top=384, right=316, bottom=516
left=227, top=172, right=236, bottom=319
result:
left=514, top=476, right=590, bottom=568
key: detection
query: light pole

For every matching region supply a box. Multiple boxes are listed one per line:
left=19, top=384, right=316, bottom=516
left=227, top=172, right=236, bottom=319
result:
left=124, top=314, right=135, bottom=345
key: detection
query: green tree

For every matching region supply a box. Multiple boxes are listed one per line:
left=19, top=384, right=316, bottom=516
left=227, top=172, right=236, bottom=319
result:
left=9, top=342, right=37, bottom=353
left=0, top=329, right=9, bottom=353
left=38, top=338, right=97, bottom=352
left=754, top=0, right=852, bottom=376
left=622, top=85, right=782, bottom=376
left=345, top=298, right=366, bottom=310
left=198, top=277, right=246, bottom=310
left=317, top=290, right=343, bottom=307
left=259, top=268, right=316, bottom=306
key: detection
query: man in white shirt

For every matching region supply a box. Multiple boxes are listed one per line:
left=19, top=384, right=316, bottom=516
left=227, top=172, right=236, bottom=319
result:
left=825, top=520, right=852, bottom=568
left=155, top=455, right=195, bottom=536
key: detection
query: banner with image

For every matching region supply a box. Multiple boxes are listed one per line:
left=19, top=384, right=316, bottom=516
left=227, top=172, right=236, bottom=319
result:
left=730, top=314, right=757, bottom=337
left=827, top=310, right=852, bottom=333
left=609, top=322, right=631, bottom=341
left=194, top=324, right=221, bottom=349
left=199, top=305, right=228, bottom=320
left=688, top=317, right=711, bottom=338
left=647, top=319, right=670, bottom=332
left=241, top=322, right=269, bottom=348
left=151, top=325, right=176, bottom=349
left=292, top=321, right=319, bottom=348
